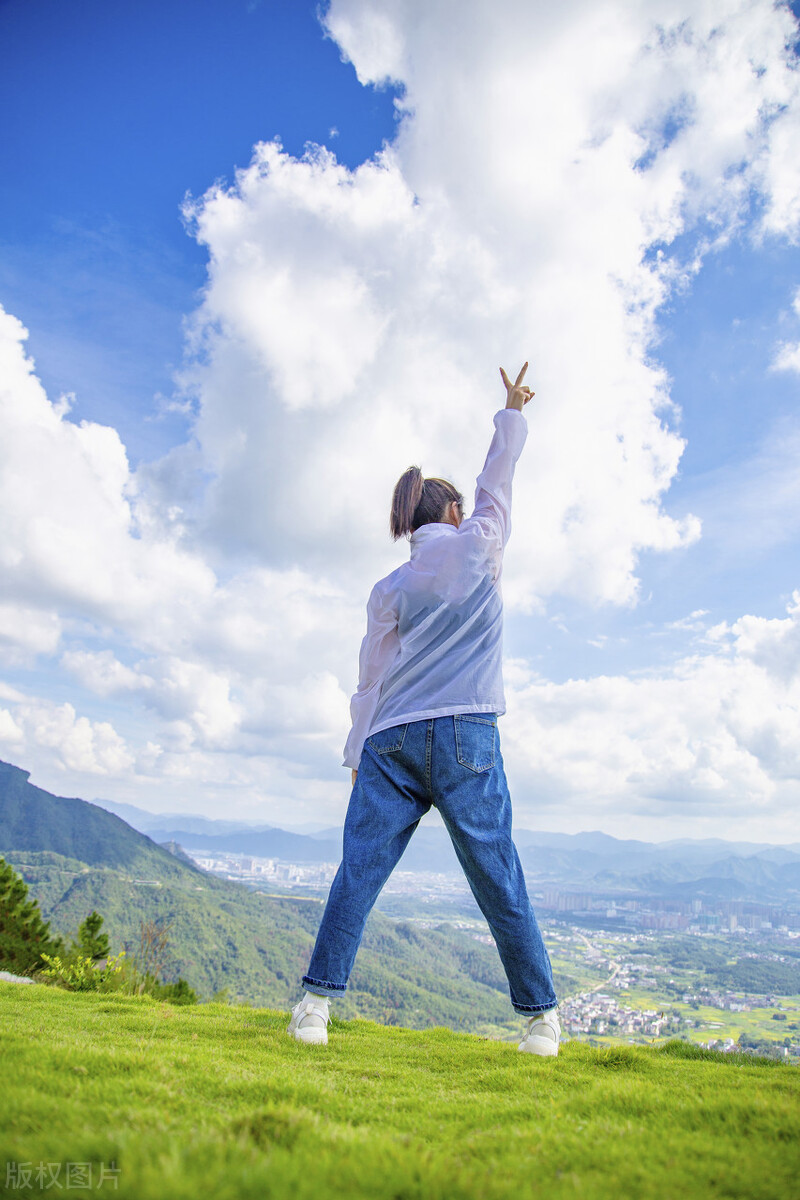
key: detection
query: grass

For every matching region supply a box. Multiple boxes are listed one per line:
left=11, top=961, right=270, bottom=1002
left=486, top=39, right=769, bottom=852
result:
left=2, top=981, right=798, bottom=1200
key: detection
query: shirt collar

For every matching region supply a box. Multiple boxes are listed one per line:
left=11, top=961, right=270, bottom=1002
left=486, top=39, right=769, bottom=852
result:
left=410, top=523, right=458, bottom=551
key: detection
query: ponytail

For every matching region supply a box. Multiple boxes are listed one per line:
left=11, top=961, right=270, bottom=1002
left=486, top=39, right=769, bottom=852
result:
left=390, top=467, right=463, bottom=541
left=390, top=466, right=425, bottom=540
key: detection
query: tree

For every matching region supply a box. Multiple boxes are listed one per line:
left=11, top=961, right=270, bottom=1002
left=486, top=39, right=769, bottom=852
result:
left=0, top=856, right=63, bottom=974
left=74, top=910, right=110, bottom=961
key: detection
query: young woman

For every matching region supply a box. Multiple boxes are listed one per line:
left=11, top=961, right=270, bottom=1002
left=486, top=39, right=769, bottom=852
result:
left=288, top=364, right=560, bottom=1056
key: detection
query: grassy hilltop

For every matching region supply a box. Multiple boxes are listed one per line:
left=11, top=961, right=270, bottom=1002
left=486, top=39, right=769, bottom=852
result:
left=2, top=982, right=798, bottom=1200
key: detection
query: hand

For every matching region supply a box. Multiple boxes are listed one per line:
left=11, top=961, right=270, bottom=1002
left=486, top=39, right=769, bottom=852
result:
left=351, top=768, right=358, bottom=787
left=500, top=362, right=534, bottom=412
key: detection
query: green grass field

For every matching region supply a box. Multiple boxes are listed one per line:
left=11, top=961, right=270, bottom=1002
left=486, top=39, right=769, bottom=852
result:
left=2, top=981, right=798, bottom=1200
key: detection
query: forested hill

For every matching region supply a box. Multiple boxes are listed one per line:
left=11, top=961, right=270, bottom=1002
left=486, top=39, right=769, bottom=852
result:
left=0, top=759, right=200, bottom=880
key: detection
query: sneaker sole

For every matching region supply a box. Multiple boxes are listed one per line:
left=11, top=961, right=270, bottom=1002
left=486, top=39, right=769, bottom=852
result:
left=289, top=1026, right=328, bottom=1045
left=518, top=1036, right=559, bottom=1057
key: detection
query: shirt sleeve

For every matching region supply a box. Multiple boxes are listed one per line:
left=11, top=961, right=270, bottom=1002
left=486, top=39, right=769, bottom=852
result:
left=342, top=581, right=400, bottom=769
left=464, top=408, right=528, bottom=556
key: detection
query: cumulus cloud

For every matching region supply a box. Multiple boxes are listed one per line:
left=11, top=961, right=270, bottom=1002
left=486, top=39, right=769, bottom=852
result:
left=0, top=305, right=358, bottom=795
left=0, top=696, right=133, bottom=777
left=177, top=0, right=800, bottom=612
left=502, top=592, right=800, bottom=841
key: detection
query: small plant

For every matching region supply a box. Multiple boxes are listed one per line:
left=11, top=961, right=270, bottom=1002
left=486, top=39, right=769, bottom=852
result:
left=39, top=950, right=127, bottom=992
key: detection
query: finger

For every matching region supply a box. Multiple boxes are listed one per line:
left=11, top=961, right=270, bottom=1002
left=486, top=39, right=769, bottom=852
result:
left=499, top=366, right=511, bottom=390
left=514, top=362, right=528, bottom=387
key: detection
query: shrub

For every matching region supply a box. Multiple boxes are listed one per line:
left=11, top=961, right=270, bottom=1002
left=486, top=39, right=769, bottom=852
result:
left=152, top=978, right=198, bottom=1006
left=39, top=950, right=127, bottom=992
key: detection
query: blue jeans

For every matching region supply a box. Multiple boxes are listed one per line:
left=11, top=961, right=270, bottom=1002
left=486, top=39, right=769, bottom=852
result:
left=302, top=714, right=557, bottom=1014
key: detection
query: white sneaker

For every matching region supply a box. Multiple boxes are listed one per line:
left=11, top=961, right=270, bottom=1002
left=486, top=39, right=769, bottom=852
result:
left=518, top=1007, right=560, bottom=1057
left=287, top=996, right=330, bottom=1045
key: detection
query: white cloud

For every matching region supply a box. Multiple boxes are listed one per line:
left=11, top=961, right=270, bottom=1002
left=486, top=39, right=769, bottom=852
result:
left=61, top=649, right=146, bottom=697
left=0, top=709, right=23, bottom=743
left=176, top=0, right=800, bottom=612
left=771, top=287, right=800, bottom=373
left=667, top=609, right=709, bottom=632
left=0, top=697, right=134, bottom=777
left=0, top=304, right=360, bottom=779
left=503, top=592, right=800, bottom=840
left=0, top=602, right=61, bottom=665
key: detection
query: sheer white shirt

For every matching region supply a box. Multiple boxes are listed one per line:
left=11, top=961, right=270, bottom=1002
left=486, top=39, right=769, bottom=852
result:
left=342, top=407, right=528, bottom=770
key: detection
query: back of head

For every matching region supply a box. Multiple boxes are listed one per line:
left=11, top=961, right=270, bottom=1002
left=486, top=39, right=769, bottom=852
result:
left=390, top=467, right=463, bottom=540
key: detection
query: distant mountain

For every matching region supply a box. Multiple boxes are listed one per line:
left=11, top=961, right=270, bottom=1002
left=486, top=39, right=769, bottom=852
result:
left=91, top=798, right=345, bottom=864
left=83, top=786, right=800, bottom=902
left=93, top=797, right=280, bottom=838
left=155, top=827, right=344, bottom=864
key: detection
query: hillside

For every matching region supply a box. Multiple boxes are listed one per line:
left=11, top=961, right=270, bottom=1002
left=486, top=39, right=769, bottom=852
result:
left=1, top=981, right=798, bottom=1200
left=0, top=761, right=204, bottom=883
left=0, top=760, right=576, bottom=1032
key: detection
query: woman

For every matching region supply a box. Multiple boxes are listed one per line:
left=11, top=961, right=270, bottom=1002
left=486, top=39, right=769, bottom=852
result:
left=288, top=364, right=560, bottom=1056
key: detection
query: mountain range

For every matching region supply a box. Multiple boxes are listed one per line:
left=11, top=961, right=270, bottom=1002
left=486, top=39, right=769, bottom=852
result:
left=95, top=795, right=800, bottom=904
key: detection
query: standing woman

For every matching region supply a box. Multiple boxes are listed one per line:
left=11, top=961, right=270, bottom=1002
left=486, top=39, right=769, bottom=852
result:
left=288, top=364, right=560, bottom=1056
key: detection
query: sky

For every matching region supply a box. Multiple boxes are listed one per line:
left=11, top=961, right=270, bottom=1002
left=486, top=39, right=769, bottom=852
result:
left=1, top=0, right=799, bottom=843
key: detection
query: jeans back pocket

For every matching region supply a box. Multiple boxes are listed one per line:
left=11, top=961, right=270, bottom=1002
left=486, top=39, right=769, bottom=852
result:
left=454, top=714, right=496, bottom=773
left=366, top=723, right=408, bottom=755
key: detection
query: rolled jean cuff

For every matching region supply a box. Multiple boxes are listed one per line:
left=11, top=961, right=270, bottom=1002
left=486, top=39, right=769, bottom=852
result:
left=302, top=975, right=347, bottom=997
left=512, top=997, right=558, bottom=1015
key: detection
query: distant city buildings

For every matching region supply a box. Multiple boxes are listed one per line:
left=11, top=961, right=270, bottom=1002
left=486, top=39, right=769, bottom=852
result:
left=182, top=849, right=799, bottom=933
left=190, top=851, right=339, bottom=888
left=536, top=889, right=797, bottom=932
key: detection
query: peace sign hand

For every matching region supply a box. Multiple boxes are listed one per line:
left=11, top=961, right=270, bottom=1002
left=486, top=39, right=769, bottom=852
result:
left=500, top=362, right=534, bottom=412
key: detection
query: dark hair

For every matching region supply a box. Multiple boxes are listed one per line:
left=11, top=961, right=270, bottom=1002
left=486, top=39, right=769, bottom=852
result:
left=390, top=467, right=463, bottom=540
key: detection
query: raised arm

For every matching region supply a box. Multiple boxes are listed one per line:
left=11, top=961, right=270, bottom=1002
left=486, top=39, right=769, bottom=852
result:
left=466, top=362, right=533, bottom=554
left=342, top=581, right=400, bottom=775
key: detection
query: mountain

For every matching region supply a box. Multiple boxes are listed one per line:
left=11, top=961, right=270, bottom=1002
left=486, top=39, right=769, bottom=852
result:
left=0, top=761, right=201, bottom=879
left=93, top=797, right=282, bottom=837
left=0, top=759, right=576, bottom=1029
left=88, top=793, right=800, bottom=899
left=156, top=826, right=344, bottom=864
left=91, top=797, right=345, bottom=864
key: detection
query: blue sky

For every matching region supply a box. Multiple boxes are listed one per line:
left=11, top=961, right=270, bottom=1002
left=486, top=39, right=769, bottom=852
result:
left=0, top=0, right=398, bottom=460
left=1, top=0, right=799, bottom=841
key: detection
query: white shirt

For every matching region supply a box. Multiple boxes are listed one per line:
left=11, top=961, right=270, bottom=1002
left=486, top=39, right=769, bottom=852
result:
left=342, top=407, right=528, bottom=769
